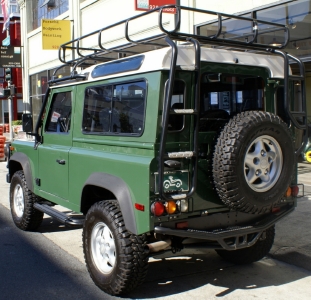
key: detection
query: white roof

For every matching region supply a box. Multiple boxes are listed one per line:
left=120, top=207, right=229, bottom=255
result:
left=54, top=45, right=286, bottom=87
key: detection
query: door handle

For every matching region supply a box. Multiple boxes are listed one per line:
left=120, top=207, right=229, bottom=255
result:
left=56, top=159, right=66, bottom=165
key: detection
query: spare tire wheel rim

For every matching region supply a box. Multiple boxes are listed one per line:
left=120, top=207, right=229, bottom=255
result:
left=91, top=221, right=116, bottom=274
left=244, top=135, right=283, bottom=192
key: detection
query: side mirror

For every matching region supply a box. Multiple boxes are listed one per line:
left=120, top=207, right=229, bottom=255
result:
left=22, top=113, right=33, bottom=132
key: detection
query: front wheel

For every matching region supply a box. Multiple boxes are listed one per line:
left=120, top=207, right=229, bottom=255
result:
left=10, top=170, right=44, bottom=231
left=83, top=200, right=149, bottom=296
left=215, top=225, right=275, bottom=264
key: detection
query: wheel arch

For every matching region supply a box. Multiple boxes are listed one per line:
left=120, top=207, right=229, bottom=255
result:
left=8, top=152, right=34, bottom=192
left=81, top=172, right=137, bottom=234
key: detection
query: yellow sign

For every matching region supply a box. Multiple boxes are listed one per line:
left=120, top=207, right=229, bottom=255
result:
left=42, top=19, right=71, bottom=50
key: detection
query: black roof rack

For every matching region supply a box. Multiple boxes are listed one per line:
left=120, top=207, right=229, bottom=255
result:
left=57, top=5, right=289, bottom=70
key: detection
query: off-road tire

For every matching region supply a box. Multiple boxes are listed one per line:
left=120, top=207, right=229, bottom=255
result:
left=10, top=170, right=44, bottom=231
left=213, top=111, right=294, bottom=214
left=215, top=225, right=275, bottom=264
left=83, top=200, right=149, bottom=296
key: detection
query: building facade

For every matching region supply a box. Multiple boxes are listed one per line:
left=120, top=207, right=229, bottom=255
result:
left=0, top=0, right=22, bottom=123
left=14, top=0, right=311, bottom=120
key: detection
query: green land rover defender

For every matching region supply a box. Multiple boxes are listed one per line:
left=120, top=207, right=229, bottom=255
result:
left=5, top=5, right=307, bottom=296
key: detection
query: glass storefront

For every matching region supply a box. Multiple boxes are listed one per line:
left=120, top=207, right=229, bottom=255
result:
left=256, top=0, right=311, bottom=62
left=196, top=0, right=311, bottom=66
left=27, top=0, right=69, bottom=32
left=29, top=65, right=71, bottom=126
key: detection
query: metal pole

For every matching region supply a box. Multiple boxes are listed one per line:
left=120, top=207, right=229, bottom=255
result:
left=8, top=95, right=13, bottom=141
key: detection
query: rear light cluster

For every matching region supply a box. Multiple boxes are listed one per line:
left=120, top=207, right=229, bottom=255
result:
left=151, top=199, right=188, bottom=217
left=285, top=186, right=299, bottom=197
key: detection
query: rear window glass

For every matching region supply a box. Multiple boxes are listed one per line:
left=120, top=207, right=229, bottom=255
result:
left=199, top=73, right=264, bottom=131
left=200, top=73, right=264, bottom=114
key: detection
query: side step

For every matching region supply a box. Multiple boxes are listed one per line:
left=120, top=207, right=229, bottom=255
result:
left=34, top=203, right=85, bottom=228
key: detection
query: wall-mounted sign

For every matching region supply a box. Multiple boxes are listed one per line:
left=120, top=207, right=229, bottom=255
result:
left=135, top=0, right=176, bottom=13
left=42, top=19, right=71, bottom=50
left=0, top=46, right=22, bottom=68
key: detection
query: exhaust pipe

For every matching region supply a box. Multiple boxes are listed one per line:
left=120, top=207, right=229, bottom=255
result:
left=146, top=240, right=172, bottom=253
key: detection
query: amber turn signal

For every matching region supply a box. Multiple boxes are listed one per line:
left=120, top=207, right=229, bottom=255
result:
left=165, top=200, right=177, bottom=214
left=285, top=187, right=291, bottom=197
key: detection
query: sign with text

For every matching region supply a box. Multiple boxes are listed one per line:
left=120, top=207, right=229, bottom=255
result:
left=135, top=0, right=176, bottom=13
left=0, top=46, right=21, bottom=68
left=42, top=19, right=71, bottom=50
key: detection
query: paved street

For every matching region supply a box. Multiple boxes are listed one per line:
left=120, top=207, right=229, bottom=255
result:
left=1, top=161, right=311, bottom=299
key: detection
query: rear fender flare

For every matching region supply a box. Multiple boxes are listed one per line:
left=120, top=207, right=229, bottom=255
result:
left=82, top=173, right=137, bottom=234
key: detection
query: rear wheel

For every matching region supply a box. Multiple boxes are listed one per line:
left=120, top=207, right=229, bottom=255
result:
left=83, top=200, right=148, bottom=296
left=215, top=225, right=275, bottom=264
left=10, top=170, right=44, bottom=231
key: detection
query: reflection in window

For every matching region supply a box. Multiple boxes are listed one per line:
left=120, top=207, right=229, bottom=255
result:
left=199, top=73, right=264, bottom=131
left=83, top=81, right=146, bottom=136
left=28, top=0, right=69, bottom=32
left=45, top=92, right=72, bottom=133
left=168, top=80, right=185, bottom=131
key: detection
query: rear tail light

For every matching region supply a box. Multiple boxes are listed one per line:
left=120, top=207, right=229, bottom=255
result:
left=151, top=201, right=165, bottom=216
left=291, top=185, right=299, bottom=197
left=151, top=199, right=189, bottom=216
left=285, top=185, right=299, bottom=198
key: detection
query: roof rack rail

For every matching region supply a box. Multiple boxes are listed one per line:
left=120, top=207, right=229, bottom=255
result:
left=58, top=5, right=289, bottom=69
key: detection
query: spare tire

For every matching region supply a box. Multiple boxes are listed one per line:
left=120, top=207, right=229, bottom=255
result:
left=213, top=111, right=294, bottom=214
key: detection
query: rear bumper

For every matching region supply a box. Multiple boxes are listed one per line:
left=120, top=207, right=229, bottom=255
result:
left=154, top=206, right=294, bottom=250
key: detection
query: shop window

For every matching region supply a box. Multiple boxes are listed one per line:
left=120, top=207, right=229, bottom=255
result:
left=28, top=0, right=69, bottom=32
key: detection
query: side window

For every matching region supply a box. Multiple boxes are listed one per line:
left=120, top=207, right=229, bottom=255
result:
left=45, top=92, right=72, bottom=133
left=82, top=81, right=146, bottom=135
left=83, top=86, right=112, bottom=132
left=168, top=80, right=185, bottom=131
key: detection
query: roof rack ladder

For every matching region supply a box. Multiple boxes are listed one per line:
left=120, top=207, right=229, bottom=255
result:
left=158, top=37, right=201, bottom=200
left=274, top=50, right=308, bottom=156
